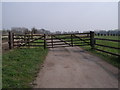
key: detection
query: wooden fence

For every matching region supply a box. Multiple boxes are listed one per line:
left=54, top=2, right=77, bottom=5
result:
left=8, top=31, right=120, bottom=57
left=94, top=38, right=120, bottom=57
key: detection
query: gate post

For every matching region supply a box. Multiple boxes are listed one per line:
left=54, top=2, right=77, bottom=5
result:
left=8, top=31, right=12, bottom=49
left=51, top=35, right=53, bottom=48
left=12, top=33, right=14, bottom=48
left=90, top=31, right=95, bottom=49
left=71, top=34, right=73, bottom=47
left=31, top=31, right=33, bottom=40
left=44, top=34, right=46, bottom=49
left=27, top=34, right=30, bottom=48
left=24, top=32, right=27, bottom=46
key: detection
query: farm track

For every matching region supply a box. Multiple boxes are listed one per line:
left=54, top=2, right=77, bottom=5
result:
left=34, top=45, right=118, bottom=88
left=46, top=39, right=70, bottom=48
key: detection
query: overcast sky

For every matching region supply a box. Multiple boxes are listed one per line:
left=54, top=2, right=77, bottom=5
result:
left=2, top=2, right=118, bottom=32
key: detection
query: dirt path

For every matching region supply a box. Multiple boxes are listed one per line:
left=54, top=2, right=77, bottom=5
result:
left=34, top=46, right=118, bottom=88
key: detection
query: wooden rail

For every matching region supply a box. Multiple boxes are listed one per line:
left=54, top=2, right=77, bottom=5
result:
left=8, top=32, right=92, bottom=49
left=95, top=38, right=120, bottom=42
left=73, top=35, right=90, bottom=44
left=95, top=44, right=120, bottom=50
left=49, top=32, right=90, bottom=36
left=94, top=48, right=120, bottom=57
left=52, top=35, right=72, bottom=46
left=94, top=38, right=120, bottom=57
left=8, top=31, right=120, bottom=57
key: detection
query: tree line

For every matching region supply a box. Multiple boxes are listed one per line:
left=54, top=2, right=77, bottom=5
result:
left=2, top=27, right=80, bottom=35
left=2, top=27, right=120, bottom=36
left=94, top=29, right=120, bottom=36
left=2, top=27, right=51, bottom=35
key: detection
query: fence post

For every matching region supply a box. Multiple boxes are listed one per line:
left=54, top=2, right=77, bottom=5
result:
left=51, top=35, right=53, bottom=48
left=44, top=34, right=46, bottom=49
left=12, top=33, right=14, bottom=48
left=28, top=34, right=30, bottom=47
left=90, top=31, right=95, bottom=49
left=8, top=31, right=12, bottom=49
left=31, top=31, right=33, bottom=40
left=24, top=32, right=27, bottom=46
left=71, top=34, right=73, bottom=47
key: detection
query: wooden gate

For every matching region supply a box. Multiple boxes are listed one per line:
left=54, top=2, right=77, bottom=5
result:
left=9, top=33, right=46, bottom=49
left=46, top=32, right=93, bottom=48
left=8, top=31, right=95, bottom=49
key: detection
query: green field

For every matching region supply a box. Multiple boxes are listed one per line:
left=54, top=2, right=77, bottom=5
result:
left=2, top=47, right=48, bottom=88
left=95, top=36, right=119, bottom=55
left=80, top=36, right=119, bottom=54
left=95, top=36, right=119, bottom=39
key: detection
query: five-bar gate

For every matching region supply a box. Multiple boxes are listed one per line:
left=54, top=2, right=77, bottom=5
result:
left=8, top=31, right=95, bottom=49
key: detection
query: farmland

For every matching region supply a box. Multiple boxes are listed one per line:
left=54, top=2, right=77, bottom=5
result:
left=95, top=36, right=119, bottom=55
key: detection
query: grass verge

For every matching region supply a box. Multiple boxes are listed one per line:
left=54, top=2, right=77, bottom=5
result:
left=81, top=46, right=120, bottom=68
left=2, top=47, right=48, bottom=88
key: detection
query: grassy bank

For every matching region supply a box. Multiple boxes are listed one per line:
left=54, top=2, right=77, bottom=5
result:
left=81, top=36, right=120, bottom=68
left=81, top=46, right=119, bottom=68
left=2, top=47, right=48, bottom=88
